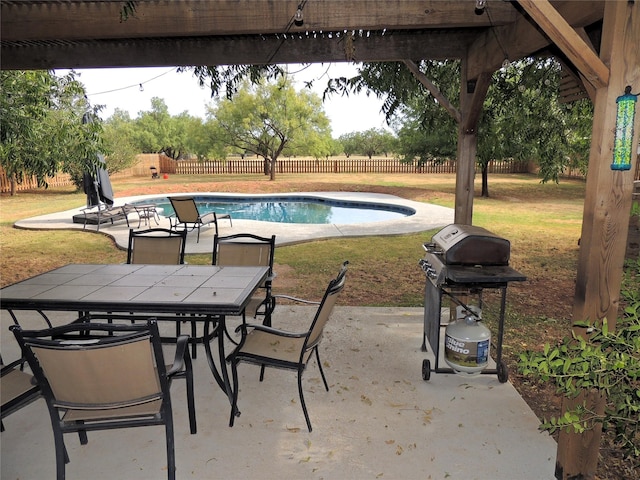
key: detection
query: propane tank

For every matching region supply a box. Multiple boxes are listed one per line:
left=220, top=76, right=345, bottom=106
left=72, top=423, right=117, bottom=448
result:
left=444, top=309, right=491, bottom=375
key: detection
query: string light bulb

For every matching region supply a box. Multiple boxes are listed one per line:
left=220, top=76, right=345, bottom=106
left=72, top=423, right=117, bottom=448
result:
left=139, top=83, right=144, bottom=92
left=294, top=4, right=304, bottom=26
left=475, top=0, right=486, bottom=15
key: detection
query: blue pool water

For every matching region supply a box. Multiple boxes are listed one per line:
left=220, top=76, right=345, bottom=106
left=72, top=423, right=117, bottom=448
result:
left=140, top=195, right=414, bottom=224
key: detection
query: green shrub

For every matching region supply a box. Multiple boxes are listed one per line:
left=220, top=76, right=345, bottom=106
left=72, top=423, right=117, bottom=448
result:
left=518, top=259, right=639, bottom=459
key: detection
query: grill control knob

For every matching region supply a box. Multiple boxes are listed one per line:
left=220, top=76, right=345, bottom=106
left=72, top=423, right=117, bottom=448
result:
left=427, top=269, right=437, bottom=279
left=418, top=259, right=431, bottom=272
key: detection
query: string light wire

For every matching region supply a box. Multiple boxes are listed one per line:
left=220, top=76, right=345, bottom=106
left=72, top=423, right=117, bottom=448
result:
left=85, top=67, right=178, bottom=96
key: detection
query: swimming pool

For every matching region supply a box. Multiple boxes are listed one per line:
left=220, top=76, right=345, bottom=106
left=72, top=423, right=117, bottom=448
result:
left=136, top=195, right=415, bottom=224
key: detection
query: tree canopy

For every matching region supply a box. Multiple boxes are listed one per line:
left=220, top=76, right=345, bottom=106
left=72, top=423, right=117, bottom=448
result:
left=206, top=78, right=332, bottom=180
left=324, top=58, right=593, bottom=195
left=0, top=70, right=105, bottom=194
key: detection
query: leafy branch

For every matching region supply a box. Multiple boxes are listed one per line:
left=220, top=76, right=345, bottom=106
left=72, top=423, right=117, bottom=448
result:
left=120, top=1, right=137, bottom=22
left=518, top=259, right=640, bottom=459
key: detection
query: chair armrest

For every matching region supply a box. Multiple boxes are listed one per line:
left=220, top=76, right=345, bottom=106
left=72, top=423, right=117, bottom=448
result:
left=273, top=294, right=320, bottom=305
left=1, top=357, right=29, bottom=376
left=234, top=323, right=307, bottom=338
left=167, top=334, right=190, bottom=376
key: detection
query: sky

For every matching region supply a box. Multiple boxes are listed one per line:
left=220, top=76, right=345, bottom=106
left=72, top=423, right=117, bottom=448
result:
left=58, top=63, right=391, bottom=137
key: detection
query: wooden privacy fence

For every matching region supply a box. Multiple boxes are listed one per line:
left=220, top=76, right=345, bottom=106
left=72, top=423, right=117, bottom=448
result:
left=3, top=155, right=640, bottom=194
left=0, top=171, right=73, bottom=193
left=172, top=157, right=529, bottom=175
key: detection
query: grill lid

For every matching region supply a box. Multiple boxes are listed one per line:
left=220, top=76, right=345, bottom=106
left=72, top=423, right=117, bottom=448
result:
left=428, top=224, right=510, bottom=266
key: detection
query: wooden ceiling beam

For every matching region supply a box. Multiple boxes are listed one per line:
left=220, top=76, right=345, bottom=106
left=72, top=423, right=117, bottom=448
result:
left=467, top=1, right=604, bottom=80
left=1, top=30, right=475, bottom=70
left=403, top=59, right=461, bottom=123
left=517, top=0, right=609, bottom=88
left=1, top=1, right=607, bottom=73
left=1, top=0, right=517, bottom=42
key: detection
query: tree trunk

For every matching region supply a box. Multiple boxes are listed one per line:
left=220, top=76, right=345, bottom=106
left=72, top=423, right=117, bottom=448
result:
left=10, top=173, right=16, bottom=196
left=269, top=158, right=276, bottom=181
left=481, top=163, right=489, bottom=197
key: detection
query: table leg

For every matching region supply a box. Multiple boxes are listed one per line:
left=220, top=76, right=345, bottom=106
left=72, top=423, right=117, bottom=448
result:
left=203, top=316, right=239, bottom=420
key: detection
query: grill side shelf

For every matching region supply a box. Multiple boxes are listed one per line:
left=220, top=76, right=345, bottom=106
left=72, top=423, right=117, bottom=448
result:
left=443, top=265, right=526, bottom=285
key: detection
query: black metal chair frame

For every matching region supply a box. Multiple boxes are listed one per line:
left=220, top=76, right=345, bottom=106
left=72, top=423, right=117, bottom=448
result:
left=212, top=233, right=277, bottom=331
left=10, top=320, right=196, bottom=480
left=125, top=227, right=213, bottom=358
left=227, top=261, right=348, bottom=432
left=168, top=196, right=232, bottom=242
left=1, top=355, right=41, bottom=432
left=126, top=227, right=187, bottom=265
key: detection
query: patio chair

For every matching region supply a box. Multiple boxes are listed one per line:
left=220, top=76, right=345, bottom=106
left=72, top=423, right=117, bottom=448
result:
left=126, top=227, right=203, bottom=355
left=10, top=320, right=196, bottom=480
left=212, top=233, right=277, bottom=329
left=168, top=196, right=232, bottom=243
left=1, top=355, right=41, bottom=432
left=126, top=227, right=187, bottom=265
left=227, top=261, right=348, bottom=432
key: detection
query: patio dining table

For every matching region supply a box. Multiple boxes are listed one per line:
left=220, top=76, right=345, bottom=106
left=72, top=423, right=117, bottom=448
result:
left=1, top=263, right=269, bottom=421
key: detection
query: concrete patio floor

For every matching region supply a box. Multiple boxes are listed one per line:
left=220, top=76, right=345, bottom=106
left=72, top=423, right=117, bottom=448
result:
left=1, top=306, right=557, bottom=480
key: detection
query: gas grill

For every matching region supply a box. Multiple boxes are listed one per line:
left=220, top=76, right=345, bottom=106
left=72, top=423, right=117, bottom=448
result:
left=418, top=224, right=526, bottom=382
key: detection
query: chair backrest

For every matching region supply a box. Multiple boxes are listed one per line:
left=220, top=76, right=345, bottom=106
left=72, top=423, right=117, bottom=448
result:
left=1, top=357, right=40, bottom=420
left=11, top=322, right=167, bottom=413
left=127, top=228, right=187, bottom=265
left=169, top=196, right=200, bottom=223
left=212, top=233, right=276, bottom=275
left=305, top=261, right=349, bottom=352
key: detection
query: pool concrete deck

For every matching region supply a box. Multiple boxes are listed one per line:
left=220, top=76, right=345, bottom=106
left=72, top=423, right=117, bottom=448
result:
left=13, top=192, right=455, bottom=252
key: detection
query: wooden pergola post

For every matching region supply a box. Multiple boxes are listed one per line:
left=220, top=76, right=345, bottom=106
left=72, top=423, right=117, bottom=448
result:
left=556, top=2, right=640, bottom=478
left=455, top=57, right=491, bottom=225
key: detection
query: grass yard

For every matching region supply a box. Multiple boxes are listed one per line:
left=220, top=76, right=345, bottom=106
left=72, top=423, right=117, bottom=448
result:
left=1, top=172, right=636, bottom=478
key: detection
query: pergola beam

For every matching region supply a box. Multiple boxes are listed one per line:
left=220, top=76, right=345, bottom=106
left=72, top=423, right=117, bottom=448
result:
left=517, top=0, right=609, bottom=88
left=1, top=30, right=476, bottom=70
left=402, top=59, right=461, bottom=123
left=0, top=0, right=517, bottom=41
left=467, top=1, right=604, bottom=80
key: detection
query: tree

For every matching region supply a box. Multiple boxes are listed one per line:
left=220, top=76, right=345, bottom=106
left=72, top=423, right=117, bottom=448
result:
left=102, top=109, right=138, bottom=174
left=130, top=97, right=193, bottom=160
left=337, top=129, right=397, bottom=158
left=186, top=64, right=285, bottom=99
left=305, top=129, right=336, bottom=161
left=180, top=114, right=223, bottom=161
left=338, top=132, right=359, bottom=157
left=327, top=59, right=593, bottom=196
left=208, top=78, right=331, bottom=180
left=0, top=70, right=105, bottom=195
left=330, top=61, right=458, bottom=164
left=472, top=58, right=593, bottom=196
left=359, top=128, right=397, bottom=158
